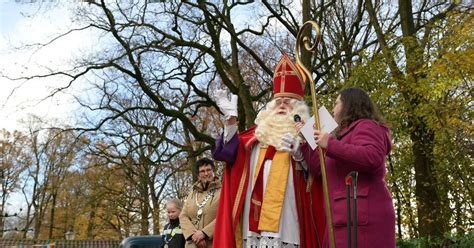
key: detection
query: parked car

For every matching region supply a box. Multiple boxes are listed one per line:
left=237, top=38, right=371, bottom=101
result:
left=119, top=235, right=164, bottom=248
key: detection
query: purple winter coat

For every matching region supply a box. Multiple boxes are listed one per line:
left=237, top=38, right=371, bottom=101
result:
left=301, top=119, right=395, bottom=248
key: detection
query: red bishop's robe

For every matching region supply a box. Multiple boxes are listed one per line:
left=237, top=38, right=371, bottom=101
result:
left=212, top=126, right=325, bottom=248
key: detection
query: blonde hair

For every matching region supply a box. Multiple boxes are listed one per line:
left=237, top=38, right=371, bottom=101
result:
left=166, top=198, right=183, bottom=210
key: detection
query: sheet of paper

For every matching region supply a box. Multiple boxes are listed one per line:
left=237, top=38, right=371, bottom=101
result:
left=300, top=106, right=338, bottom=150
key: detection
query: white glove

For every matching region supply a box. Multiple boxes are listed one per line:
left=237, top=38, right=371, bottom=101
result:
left=280, top=132, right=303, bottom=161
left=214, top=89, right=238, bottom=120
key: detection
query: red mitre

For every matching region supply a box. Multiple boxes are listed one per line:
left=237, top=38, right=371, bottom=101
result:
left=273, top=54, right=307, bottom=100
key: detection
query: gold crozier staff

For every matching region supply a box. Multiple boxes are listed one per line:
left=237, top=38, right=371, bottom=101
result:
left=295, top=20, right=336, bottom=248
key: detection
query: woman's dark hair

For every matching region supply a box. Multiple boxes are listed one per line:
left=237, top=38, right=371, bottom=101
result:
left=195, top=158, right=214, bottom=171
left=335, top=87, right=386, bottom=135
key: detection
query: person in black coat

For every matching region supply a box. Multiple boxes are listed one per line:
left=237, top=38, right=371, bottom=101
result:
left=162, top=199, right=185, bottom=248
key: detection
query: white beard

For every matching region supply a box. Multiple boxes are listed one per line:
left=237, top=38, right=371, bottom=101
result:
left=254, top=99, right=310, bottom=151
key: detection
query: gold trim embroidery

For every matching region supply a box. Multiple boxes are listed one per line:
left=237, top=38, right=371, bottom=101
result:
left=231, top=136, right=256, bottom=223
left=273, top=54, right=305, bottom=90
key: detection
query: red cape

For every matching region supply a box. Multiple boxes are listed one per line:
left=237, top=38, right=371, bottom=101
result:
left=212, top=126, right=325, bottom=247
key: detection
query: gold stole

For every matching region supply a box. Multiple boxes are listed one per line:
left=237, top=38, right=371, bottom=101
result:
left=252, top=147, right=291, bottom=232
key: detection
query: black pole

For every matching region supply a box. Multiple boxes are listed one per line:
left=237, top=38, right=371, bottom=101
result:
left=345, top=179, right=352, bottom=248
left=345, top=171, right=359, bottom=248
left=352, top=171, right=358, bottom=248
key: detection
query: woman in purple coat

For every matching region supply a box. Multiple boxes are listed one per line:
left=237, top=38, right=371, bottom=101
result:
left=296, top=87, right=396, bottom=248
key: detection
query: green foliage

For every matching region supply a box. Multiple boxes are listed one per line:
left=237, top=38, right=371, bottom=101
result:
left=340, top=9, right=474, bottom=239
left=423, top=11, right=474, bottom=236
left=397, top=231, right=474, bottom=248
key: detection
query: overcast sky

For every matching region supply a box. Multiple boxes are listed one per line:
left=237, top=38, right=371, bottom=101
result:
left=0, top=1, right=100, bottom=214
left=0, top=1, right=95, bottom=132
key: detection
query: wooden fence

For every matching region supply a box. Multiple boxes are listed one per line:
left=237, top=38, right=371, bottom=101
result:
left=0, top=239, right=121, bottom=248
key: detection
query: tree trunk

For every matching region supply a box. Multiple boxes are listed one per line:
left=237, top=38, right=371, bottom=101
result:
left=33, top=210, right=41, bottom=239
left=48, top=193, right=57, bottom=239
left=86, top=208, right=96, bottom=239
left=140, top=184, right=150, bottom=235
left=399, top=0, right=446, bottom=237
left=411, top=123, right=445, bottom=237
left=0, top=187, right=6, bottom=238
left=301, top=0, right=313, bottom=95
left=388, top=155, right=403, bottom=240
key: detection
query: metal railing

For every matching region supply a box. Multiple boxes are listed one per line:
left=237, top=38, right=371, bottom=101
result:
left=0, top=238, right=121, bottom=248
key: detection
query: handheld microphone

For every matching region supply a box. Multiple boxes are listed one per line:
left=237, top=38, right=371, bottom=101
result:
left=293, top=114, right=301, bottom=123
